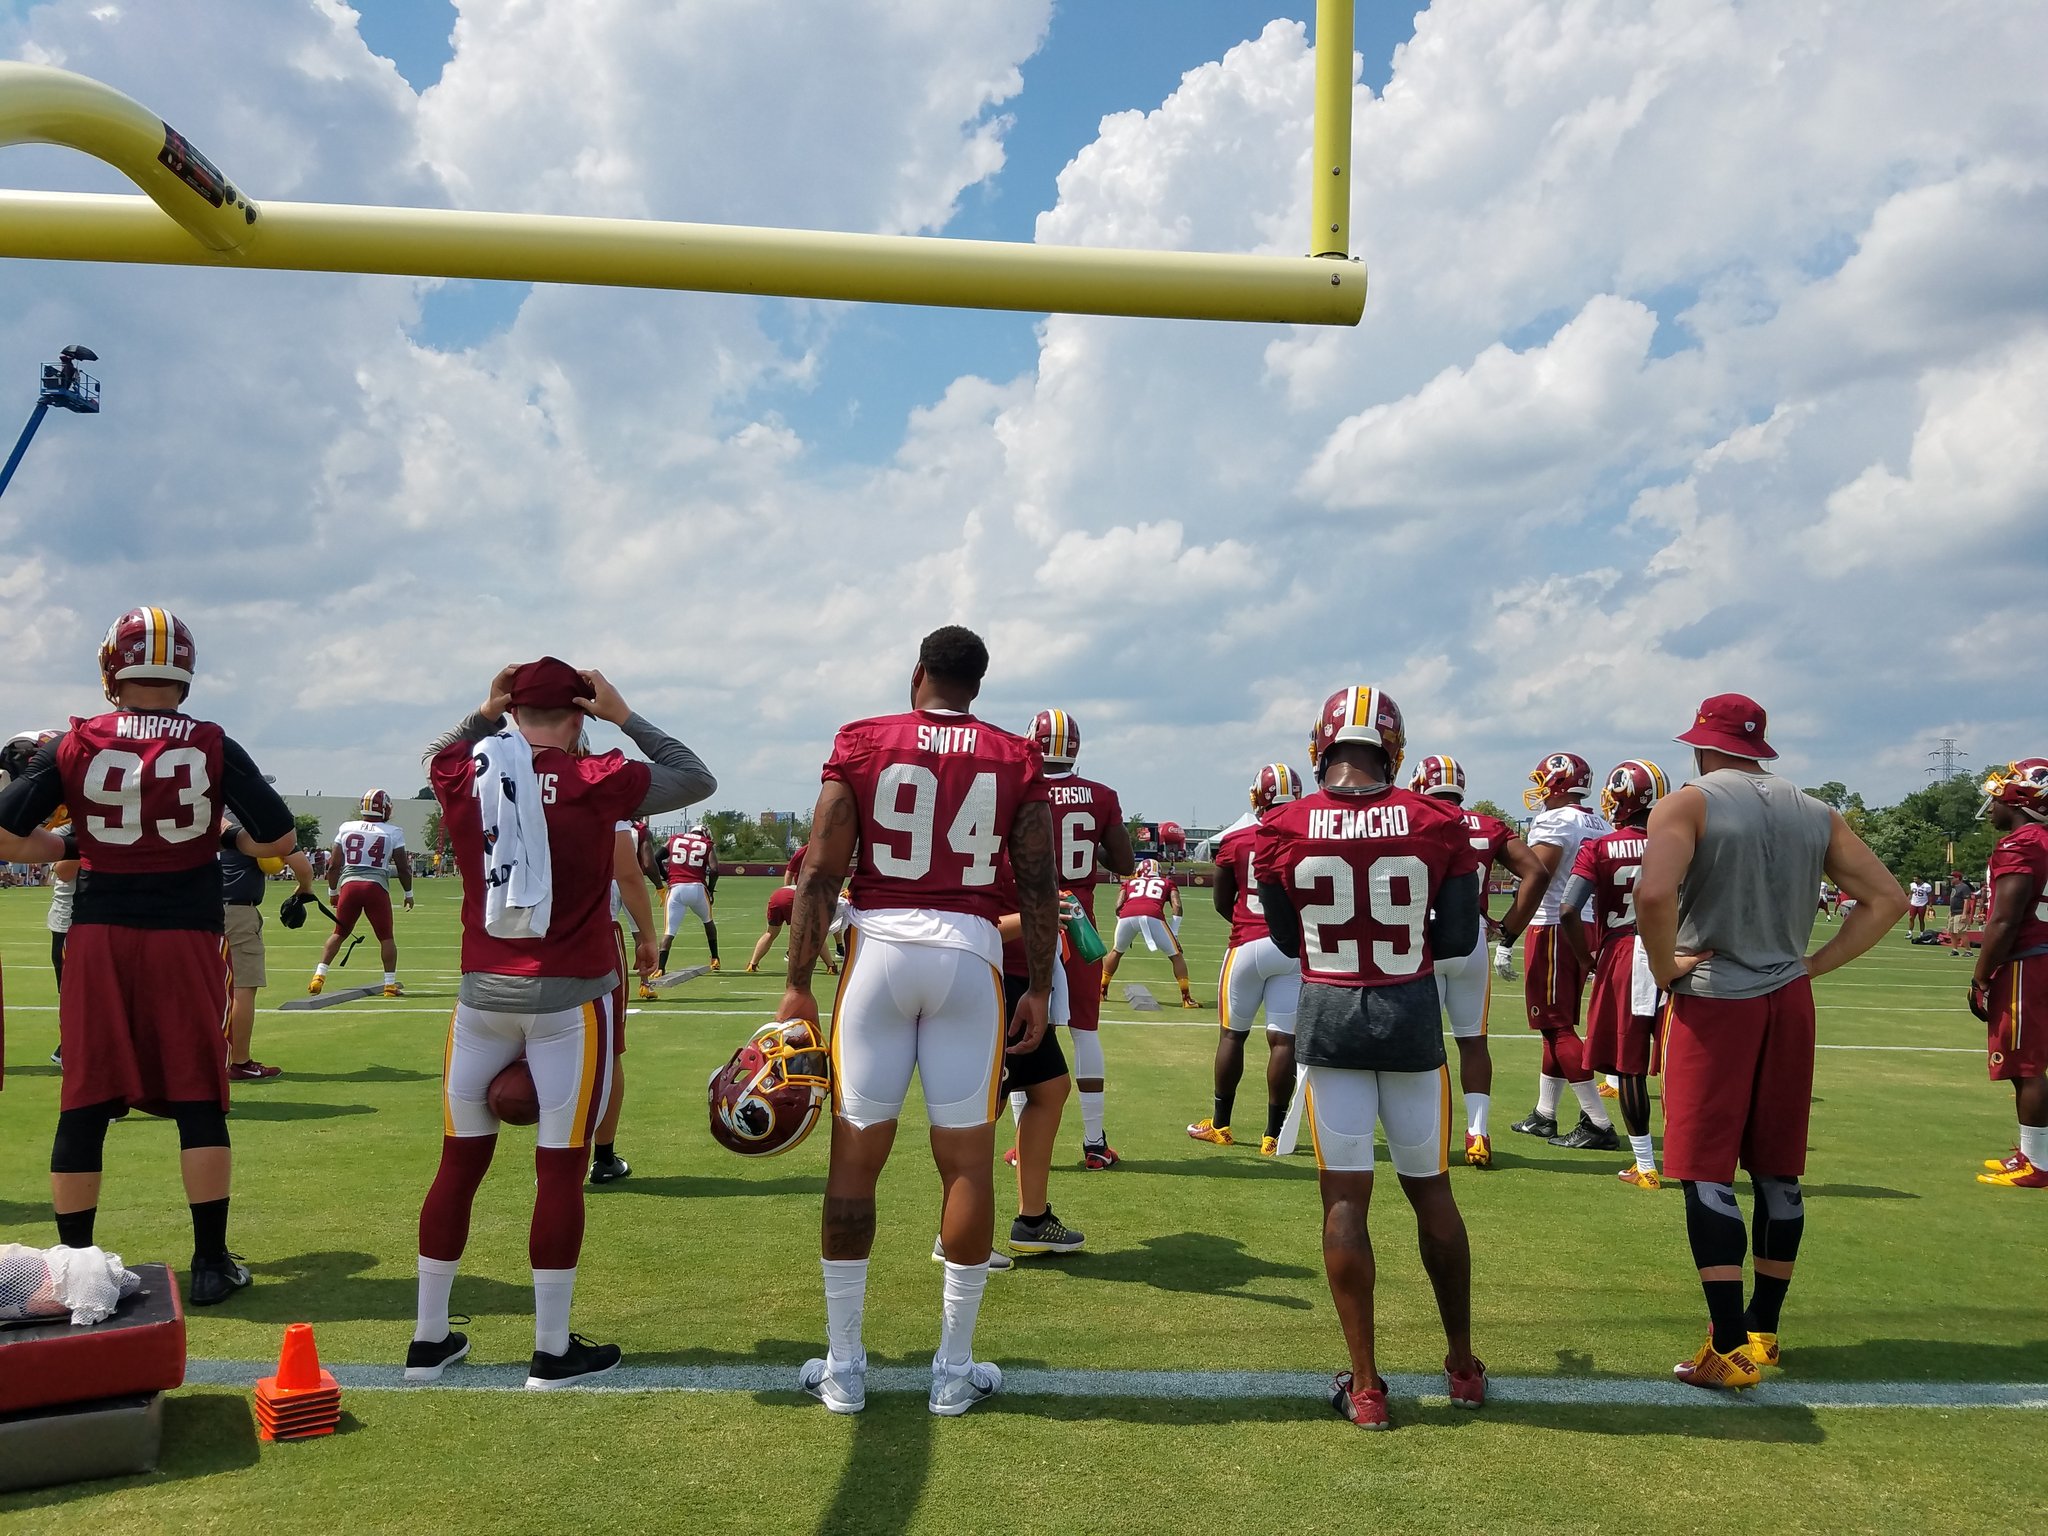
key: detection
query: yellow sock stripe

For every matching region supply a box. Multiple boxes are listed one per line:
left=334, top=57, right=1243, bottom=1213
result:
left=440, top=1010, right=458, bottom=1137
left=1218, top=946, right=1236, bottom=1030
left=1303, top=1075, right=1325, bottom=1169
left=574, top=1000, right=603, bottom=1147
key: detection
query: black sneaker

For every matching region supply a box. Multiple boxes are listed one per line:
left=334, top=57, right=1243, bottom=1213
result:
left=1548, top=1114, right=1621, bottom=1152
left=1010, top=1208, right=1086, bottom=1254
left=404, top=1330, right=470, bottom=1383
left=590, top=1153, right=631, bottom=1185
left=525, top=1333, right=621, bottom=1391
left=188, top=1251, right=251, bottom=1308
left=1509, top=1110, right=1558, bottom=1137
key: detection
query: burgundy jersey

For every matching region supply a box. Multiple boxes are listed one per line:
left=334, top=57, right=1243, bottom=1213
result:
left=785, top=843, right=807, bottom=883
left=0, top=710, right=291, bottom=932
left=1988, top=823, right=2048, bottom=957
left=1255, top=785, right=1480, bottom=988
left=1569, top=826, right=1649, bottom=948
left=666, top=829, right=714, bottom=886
left=1214, top=818, right=1275, bottom=948
left=1046, top=772, right=1124, bottom=917
left=1116, top=873, right=1174, bottom=920
left=433, top=738, right=650, bottom=980
left=1460, top=808, right=1515, bottom=917
left=823, top=710, right=1048, bottom=923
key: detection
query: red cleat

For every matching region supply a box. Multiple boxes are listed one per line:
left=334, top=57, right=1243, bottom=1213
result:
left=1001, top=1147, right=1019, bottom=1167
left=1446, top=1356, right=1486, bottom=1409
left=1330, top=1371, right=1390, bottom=1430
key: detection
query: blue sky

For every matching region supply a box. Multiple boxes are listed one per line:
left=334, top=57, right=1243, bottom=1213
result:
left=3, top=1, right=2043, bottom=824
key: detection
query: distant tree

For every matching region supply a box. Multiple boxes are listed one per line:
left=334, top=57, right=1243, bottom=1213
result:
left=1803, top=781, right=1865, bottom=814
left=414, top=786, right=434, bottom=799
left=292, top=814, right=322, bottom=853
left=422, top=808, right=443, bottom=855
left=1469, top=798, right=1515, bottom=823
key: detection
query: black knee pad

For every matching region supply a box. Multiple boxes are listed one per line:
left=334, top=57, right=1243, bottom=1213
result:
left=168, top=1101, right=231, bottom=1150
left=1750, top=1175, right=1805, bottom=1261
left=51, top=1101, right=121, bottom=1174
left=1681, top=1179, right=1746, bottom=1269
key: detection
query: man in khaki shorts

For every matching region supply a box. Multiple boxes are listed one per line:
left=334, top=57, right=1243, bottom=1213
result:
left=221, top=816, right=315, bottom=1080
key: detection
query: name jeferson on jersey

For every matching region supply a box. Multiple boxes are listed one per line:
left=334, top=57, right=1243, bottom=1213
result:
left=1305, top=804, right=1415, bottom=840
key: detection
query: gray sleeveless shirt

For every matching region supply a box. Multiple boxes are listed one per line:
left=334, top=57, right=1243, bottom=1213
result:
left=1673, top=770, right=1833, bottom=1000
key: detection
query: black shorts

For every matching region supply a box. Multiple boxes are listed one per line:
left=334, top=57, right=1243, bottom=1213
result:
left=999, top=974, right=1069, bottom=1092
left=1294, top=976, right=1446, bottom=1075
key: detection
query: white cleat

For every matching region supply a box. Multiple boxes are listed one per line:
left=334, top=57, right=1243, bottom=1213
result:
left=798, top=1355, right=867, bottom=1414
left=928, top=1359, right=1002, bottom=1417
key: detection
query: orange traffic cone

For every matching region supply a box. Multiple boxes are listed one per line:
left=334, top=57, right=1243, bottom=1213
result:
left=254, top=1322, right=342, bottom=1441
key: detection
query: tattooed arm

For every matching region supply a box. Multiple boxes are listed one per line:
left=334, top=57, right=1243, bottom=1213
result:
left=1006, top=800, right=1058, bottom=1053
left=777, top=779, right=858, bottom=1024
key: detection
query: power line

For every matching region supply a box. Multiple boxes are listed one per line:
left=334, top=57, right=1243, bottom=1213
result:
left=1927, top=739, right=1968, bottom=781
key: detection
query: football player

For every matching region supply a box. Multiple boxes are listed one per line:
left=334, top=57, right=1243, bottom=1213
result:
left=1408, top=754, right=1547, bottom=1169
left=778, top=626, right=1058, bottom=1418
left=3, top=730, right=76, bottom=1064
left=1026, top=708, right=1135, bottom=1169
left=1497, top=752, right=1617, bottom=1149
left=0, top=608, right=298, bottom=1308
left=1254, top=686, right=1486, bottom=1430
left=1188, top=763, right=1305, bottom=1156
left=1100, top=861, right=1197, bottom=1008
left=1560, top=761, right=1668, bottom=1186
left=745, top=879, right=842, bottom=976
left=220, top=815, right=317, bottom=1080
left=407, top=659, right=712, bottom=1389
left=1638, top=694, right=1903, bottom=1389
left=309, top=789, right=414, bottom=997
left=656, top=822, right=720, bottom=974
left=1971, top=760, right=2048, bottom=1189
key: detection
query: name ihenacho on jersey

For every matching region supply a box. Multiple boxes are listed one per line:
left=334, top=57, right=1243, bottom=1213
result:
left=1306, top=803, right=1413, bottom=840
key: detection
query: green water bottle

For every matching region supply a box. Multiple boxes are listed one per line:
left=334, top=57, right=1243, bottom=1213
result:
left=1063, top=900, right=1108, bottom=964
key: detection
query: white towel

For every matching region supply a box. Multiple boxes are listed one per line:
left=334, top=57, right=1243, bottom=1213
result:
left=1629, top=934, right=1661, bottom=1016
left=475, top=729, right=553, bottom=939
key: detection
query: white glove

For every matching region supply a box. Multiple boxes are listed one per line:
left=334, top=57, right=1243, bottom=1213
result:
left=1493, top=940, right=1518, bottom=980
left=1170, top=914, right=1182, bottom=937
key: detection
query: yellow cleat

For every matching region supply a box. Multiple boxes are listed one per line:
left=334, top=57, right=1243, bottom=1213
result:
left=709, top=958, right=721, bottom=972
left=1673, top=1339, right=1761, bottom=1391
left=1617, top=1166, right=1662, bottom=1189
left=1747, top=1331, right=1780, bottom=1368
left=1186, top=1118, right=1233, bottom=1146
left=1598, top=1081, right=1620, bottom=1099
left=1464, top=1133, right=1492, bottom=1168
left=1983, top=1148, right=2028, bottom=1174
left=1977, top=1159, right=2048, bottom=1189
left=382, top=982, right=405, bottom=998
left=307, top=975, right=324, bottom=995
left=745, top=964, right=758, bottom=974
left=1259, top=1135, right=1280, bottom=1157
left=638, top=985, right=657, bottom=1001
left=1180, top=996, right=1201, bottom=1010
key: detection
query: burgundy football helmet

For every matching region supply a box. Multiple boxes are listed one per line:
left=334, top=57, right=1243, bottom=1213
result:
left=1309, top=686, right=1406, bottom=781
left=1408, top=754, right=1466, bottom=800
left=1599, top=760, right=1669, bottom=824
left=1029, top=708, right=1080, bottom=769
left=361, top=789, right=394, bottom=821
left=1982, top=758, right=2048, bottom=822
left=1523, top=751, right=1593, bottom=811
left=1249, top=763, right=1304, bottom=813
left=99, top=606, right=196, bottom=701
left=707, top=1020, right=831, bottom=1157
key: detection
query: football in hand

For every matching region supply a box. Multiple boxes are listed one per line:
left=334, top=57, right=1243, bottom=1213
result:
left=488, top=1060, right=540, bottom=1126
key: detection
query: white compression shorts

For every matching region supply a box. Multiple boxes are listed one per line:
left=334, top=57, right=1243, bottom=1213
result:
left=443, top=995, right=615, bottom=1150
left=830, top=929, right=1005, bottom=1131
left=1433, top=930, right=1491, bottom=1040
left=665, top=882, right=712, bottom=932
left=1301, top=1063, right=1451, bottom=1178
left=1218, top=936, right=1300, bottom=1037
left=1112, top=914, right=1179, bottom=956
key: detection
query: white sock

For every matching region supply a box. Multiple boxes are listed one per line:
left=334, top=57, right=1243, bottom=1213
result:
left=1605, top=1074, right=1622, bottom=1091
left=1629, top=1133, right=1657, bottom=1173
left=314, top=962, right=329, bottom=977
left=1464, top=1092, right=1490, bottom=1138
left=1010, top=1090, right=1027, bottom=1129
left=821, top=1257, right=869, bottom=1367
left=533, top=1266, right=576, bottom=1356
left=1079, top=1090, right=1105, bottom=1145
left=1536, top=1074, right=1564, bottom=1119
left=936, top=1260, right=990, bottom=1371
left=414, top=1255, right=457, bottom=1343
left=2020, top=1123, right=2048, bottom=1168
left=1570, top=1079, right=1613, bottom=1129
left=384, top=971, right=398, bottom=987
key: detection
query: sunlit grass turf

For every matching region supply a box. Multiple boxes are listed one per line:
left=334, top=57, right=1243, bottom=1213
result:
left=2, top=876, right=2043, bottom=1532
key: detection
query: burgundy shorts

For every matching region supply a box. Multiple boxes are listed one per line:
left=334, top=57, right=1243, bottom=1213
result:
left=1988, top=955, right=2048, bottom=1081
left=766, top=886, right=796, bottom=926
left=1522, top=924, right=1589, bottom=1032
left=59, top=924, right=231, bottom=1114
left=1064, top=945, right=1103, bottom=1032
left=333, top=881, right=394, bottom=943
left=1583, top=940, right=1657, bottom=1076
left=1661, top=977, right=1815, bottom=1183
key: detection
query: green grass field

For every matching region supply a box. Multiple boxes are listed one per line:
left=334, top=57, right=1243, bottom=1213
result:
left=2, top=875, right=2043, bottom=1533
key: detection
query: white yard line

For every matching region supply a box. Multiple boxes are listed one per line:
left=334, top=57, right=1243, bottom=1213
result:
left=177, top=1357, right=2048, bottom=1410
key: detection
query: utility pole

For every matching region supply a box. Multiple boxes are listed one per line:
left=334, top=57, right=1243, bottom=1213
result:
left=1927, top=739, right=1967, bottom=781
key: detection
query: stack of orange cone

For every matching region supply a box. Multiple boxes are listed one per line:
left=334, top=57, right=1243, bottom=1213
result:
left=253, top=1323, right=341, bottom=1441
